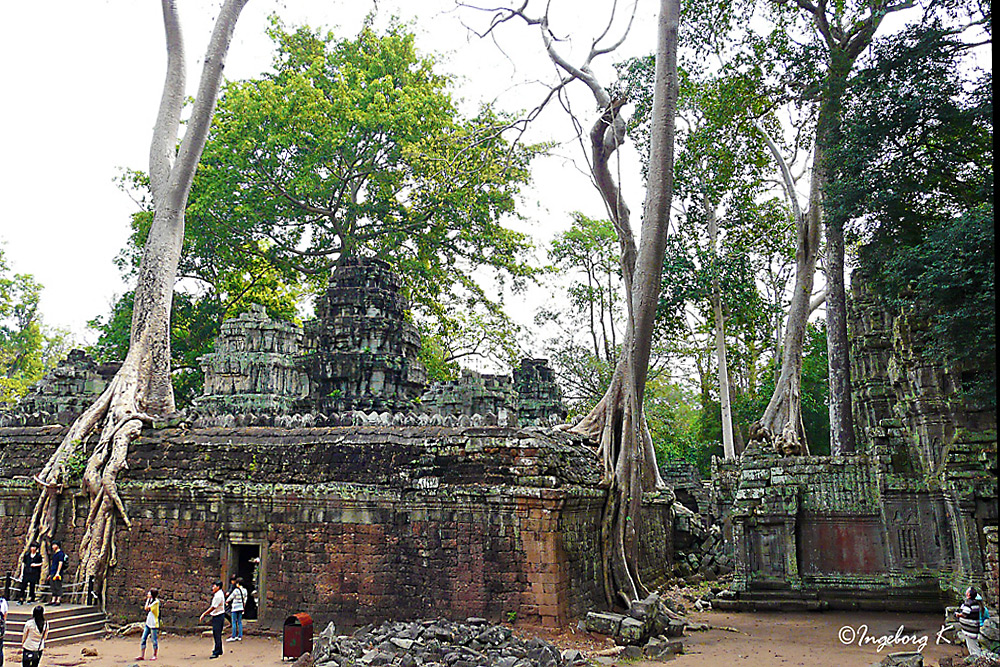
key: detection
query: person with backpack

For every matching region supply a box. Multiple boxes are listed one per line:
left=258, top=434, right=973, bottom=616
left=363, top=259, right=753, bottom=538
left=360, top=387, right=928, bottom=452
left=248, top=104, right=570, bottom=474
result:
left=20, top=605, right=48, bottom=667
left=225, top=577, right=247, bottom=642
left=957, top=586, right=983, bottom=657
left=47, top=542, right=67, bottom=606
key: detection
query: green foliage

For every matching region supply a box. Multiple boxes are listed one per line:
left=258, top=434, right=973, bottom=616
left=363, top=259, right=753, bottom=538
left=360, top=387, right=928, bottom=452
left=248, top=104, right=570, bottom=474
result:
left=418, top=332, right=460, bottom=384
left=731, top=323, right=831, bottom=455
left=829, top=24, right=994, bottom=406
left=64, top=446, right=88, bottom=484
left=111, top=18, right=540, bottom=375
left=646, top=378, right=721, bottom=475
left=196, top=18, right=538, bottom=322
left=0, top=248, right=70, bottom=403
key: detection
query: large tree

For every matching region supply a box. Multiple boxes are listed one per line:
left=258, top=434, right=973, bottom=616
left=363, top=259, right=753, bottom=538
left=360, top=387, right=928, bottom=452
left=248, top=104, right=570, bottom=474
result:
left=464, top=0, right=681, bottom=607
left=621, top=59, right=798, bottom=459
left=22, top=0, right=251, bottom=595
left=829, top=23, right=993, bottom=405
left=170, top=19, right=539, bottom=338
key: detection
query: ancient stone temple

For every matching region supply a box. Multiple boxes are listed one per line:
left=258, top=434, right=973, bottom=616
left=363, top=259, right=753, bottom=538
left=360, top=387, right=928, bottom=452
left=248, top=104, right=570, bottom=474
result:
left=713, top=272, right=998, bottom=610
left=513, top=358, right=569, bottom=425
left=297, top=257, right=428, bottom=413
left=0, top=258, right=639, bottom=631
left=8, top=349, right=118, bottom=425
left=196, top=304, right=307, bottom=415
left=419, top=369, right=515, bottom=420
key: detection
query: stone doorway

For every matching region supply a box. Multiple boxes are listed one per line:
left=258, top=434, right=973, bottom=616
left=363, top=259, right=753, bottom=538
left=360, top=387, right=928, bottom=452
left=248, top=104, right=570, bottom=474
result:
left=227, top=540, right=265, bottom=621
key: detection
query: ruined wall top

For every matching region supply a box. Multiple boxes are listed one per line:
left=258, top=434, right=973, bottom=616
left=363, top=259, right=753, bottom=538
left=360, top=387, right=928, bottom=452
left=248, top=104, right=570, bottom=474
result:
left=10, top=349, right=118, bottom=425
left=849, top=270, right=996, bottom=496
left=0, top=423, right=602, bottom=492
left=298, top=257, right=428, bottom=413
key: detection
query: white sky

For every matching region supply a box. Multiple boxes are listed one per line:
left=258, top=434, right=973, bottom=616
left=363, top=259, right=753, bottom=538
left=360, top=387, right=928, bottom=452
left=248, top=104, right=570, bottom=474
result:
left=0, top=0, right=660, bottom=346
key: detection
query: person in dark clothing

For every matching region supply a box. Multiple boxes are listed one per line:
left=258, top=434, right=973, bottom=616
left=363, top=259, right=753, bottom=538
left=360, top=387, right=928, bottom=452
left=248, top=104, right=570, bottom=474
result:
left=48, top=542, right=67, bottom=606
left=18, top=545, right=42, bottom=603
left=957, top=586, right=983, bottom=657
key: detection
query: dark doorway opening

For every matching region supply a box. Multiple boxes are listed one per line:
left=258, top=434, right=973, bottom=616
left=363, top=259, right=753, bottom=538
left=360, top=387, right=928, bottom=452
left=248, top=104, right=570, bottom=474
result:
left=232, top=544, right=260, bottom=620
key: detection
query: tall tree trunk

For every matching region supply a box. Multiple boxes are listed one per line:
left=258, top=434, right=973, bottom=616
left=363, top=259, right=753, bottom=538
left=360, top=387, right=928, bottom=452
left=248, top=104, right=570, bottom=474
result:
left=769, top=0, right=897, bottom=456
left=821, top=61, right=856, bottom=455
left=706, top=197, right=735, bottom=459
left=826, top=214, right=855, bottom=454
left=571, top=0, right=680, bottom=608
left=21, top=0, right=250, bottom=598
left=751, top=124, right=821, bottom=456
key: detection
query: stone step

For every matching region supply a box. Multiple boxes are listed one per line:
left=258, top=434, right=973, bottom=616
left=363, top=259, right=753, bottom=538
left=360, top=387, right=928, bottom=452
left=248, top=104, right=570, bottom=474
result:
left=3, top=604, right=106, bottom=647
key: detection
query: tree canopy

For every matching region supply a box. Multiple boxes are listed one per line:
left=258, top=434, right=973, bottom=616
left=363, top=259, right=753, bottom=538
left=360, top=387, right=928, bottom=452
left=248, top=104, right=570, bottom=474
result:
left=99, top=18, right=545, bottom=401
left=120, top=18, right=540, bottom=325
left=829, top=23, right=994, bottom=405
left=0, top=248, right=68, bottom=404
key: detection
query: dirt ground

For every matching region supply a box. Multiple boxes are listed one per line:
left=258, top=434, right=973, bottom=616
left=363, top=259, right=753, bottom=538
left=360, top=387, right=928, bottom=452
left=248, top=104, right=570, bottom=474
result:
left=1, top=609, right=970, bottom=667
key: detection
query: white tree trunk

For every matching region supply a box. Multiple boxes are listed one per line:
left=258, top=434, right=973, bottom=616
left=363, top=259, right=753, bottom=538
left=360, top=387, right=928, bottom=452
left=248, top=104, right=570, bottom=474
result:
left=22, top=0, right=250, bottom=594
left=706, top=198, right=735, bottom=459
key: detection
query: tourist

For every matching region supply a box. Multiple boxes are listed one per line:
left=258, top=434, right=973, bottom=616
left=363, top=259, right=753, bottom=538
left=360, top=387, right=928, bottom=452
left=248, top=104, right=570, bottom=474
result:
left=20, top=605, right=47, bottom=667
left=47, top=542, right=67, bottom=606
left=957, top=586, right=983, bottom=656
left=0, top=589, right=8, bottom=667
left=18, top=545, right=42, bottom=603
left=198, top=581, right=226, bottom=659
left=135, top=588, right=160, bottom=661
left=226, top=576, right=247, bottom=642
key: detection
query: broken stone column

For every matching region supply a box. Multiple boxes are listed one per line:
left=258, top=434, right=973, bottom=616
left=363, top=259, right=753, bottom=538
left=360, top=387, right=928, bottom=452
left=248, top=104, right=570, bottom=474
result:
left=196, top=304, right=307, bottom=415
left=420, top=369, right=515, bottom=420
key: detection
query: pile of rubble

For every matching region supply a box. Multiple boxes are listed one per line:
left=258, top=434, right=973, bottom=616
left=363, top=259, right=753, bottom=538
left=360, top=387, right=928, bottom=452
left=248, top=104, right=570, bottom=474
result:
left=301, top=617, right=588, bottom=667
left=582, top=592, right=696, bottom=660
left=670, top=509, right=734, bottom=585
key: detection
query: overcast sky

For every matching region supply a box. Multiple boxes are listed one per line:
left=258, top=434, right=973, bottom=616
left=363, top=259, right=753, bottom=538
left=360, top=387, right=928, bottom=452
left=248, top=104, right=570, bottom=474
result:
left=0, top=0, right=660, bottom=345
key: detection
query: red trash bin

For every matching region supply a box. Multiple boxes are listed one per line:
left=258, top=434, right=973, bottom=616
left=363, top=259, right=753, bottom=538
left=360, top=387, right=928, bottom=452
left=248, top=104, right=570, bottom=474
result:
left=282, top=612, right=313, bottom=659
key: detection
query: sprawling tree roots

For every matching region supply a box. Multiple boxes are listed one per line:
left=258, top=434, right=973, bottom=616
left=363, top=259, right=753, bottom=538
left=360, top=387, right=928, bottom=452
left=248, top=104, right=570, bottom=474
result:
left=21, top=367, right=149, bottom=601
left=751, top=371, right=810, bottom=456
left=569, top=364, right=665, bottom=609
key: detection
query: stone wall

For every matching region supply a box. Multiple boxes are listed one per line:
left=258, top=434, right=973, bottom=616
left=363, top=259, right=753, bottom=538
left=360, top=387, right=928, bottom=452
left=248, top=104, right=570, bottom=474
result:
left=0, top=425, right=673, bottom=629
left=10, top=350, right=118, bottom=424
left=197, top=304, right=307, bottom=414
left=985, top=525, right=998, bottom=608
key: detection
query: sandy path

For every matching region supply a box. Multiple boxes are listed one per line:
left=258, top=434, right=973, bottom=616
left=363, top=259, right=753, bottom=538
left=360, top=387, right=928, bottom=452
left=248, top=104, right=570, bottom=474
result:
left=1, top=610, right=969, bottom=667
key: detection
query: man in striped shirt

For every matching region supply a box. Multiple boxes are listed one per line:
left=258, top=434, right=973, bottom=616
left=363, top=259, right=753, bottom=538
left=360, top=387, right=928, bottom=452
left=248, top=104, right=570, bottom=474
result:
left=957, top=586, right=983, bottom=657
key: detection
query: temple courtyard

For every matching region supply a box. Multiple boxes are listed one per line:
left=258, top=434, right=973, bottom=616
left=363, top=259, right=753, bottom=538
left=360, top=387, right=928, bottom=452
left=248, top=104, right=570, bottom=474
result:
left=1, top=610, right=970, bottom=667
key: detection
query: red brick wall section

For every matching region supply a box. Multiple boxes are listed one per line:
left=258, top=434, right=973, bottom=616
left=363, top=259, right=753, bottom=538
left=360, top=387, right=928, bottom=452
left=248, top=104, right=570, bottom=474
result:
left=0, top=426, right=676, bottom=629
left=0, top=483, right=629, bottom=630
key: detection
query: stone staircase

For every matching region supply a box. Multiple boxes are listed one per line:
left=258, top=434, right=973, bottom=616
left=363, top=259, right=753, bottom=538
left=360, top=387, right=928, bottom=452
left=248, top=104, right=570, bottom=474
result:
left=3, top=604, right=106, bottom=647
left=714, top=582, right=947, bottom=613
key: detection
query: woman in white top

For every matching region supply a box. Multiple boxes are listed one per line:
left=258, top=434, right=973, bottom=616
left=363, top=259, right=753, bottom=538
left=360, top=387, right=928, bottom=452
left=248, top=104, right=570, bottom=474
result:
left=226, top=577, right=247, bottom=641
left=20, top=605, right=48, bottom=667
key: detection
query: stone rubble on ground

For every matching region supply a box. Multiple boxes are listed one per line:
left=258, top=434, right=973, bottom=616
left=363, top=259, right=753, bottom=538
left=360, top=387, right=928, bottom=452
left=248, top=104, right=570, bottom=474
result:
left=581, top=592, right=687, bottom=660
left=307, top=617, right=588, bottom=667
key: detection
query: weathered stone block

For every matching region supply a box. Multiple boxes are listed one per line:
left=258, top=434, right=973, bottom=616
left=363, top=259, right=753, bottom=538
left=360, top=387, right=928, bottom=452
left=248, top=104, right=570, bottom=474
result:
left=584, top=611, right=624, bottom=636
